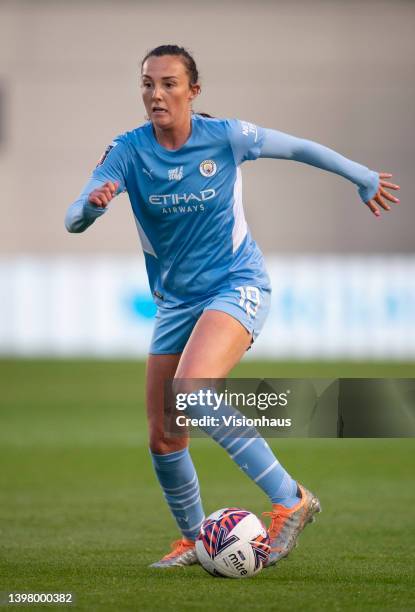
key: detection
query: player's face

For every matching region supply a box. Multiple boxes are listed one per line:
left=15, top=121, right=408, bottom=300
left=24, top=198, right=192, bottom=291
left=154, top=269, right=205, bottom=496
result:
left=141, top=55, right=199, bottom=129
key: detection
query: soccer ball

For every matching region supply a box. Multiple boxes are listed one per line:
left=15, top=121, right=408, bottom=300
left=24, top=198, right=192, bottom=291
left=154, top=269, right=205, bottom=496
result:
left=196, top=507, right=270, bottom=578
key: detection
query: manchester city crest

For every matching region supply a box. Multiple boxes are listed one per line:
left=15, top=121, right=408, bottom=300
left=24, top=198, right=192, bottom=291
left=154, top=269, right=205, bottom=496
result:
left=199, top=159, right=217, bottom=177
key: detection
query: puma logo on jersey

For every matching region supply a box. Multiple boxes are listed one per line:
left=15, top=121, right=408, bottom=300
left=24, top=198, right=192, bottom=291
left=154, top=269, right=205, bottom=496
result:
left=142, top=167, right=154, bottom=181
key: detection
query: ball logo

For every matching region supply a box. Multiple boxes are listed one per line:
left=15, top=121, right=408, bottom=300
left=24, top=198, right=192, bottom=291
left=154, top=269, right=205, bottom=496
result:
left=199, top=159, right=217, bottom=177
left=196, top=508, right=270, bottom=578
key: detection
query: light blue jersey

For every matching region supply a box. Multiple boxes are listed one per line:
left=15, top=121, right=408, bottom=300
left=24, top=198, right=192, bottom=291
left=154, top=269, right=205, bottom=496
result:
left=66, top=114, right=379, bottom=309
left=94, top=115, right=269, bottom=306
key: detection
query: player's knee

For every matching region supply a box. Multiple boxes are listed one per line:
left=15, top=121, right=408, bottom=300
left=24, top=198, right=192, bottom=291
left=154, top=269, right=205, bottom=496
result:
left=149, top=433, right=188, bottom=455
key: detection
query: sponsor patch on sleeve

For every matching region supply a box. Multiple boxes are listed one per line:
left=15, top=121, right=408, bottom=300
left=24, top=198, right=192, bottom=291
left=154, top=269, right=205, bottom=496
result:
left=240, top=121, right=258, bottom=142
left=96, top=140, right=118, bottom=167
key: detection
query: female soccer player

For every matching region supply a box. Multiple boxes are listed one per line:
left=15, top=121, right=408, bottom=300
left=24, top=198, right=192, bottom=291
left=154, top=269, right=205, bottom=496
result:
left=65, top=45, right=400, bottom=569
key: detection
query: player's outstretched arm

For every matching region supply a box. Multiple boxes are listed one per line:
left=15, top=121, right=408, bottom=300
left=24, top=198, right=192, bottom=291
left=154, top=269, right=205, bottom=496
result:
left=65, top=180, right=119, bottom=233
left=259, top=129, right=400, bottom=217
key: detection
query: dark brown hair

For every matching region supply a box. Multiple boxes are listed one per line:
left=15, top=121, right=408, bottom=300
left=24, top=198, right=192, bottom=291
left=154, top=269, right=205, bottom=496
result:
left=141, top=45, right=199, bottom=86
left=141, top=45, right=214, bottom=118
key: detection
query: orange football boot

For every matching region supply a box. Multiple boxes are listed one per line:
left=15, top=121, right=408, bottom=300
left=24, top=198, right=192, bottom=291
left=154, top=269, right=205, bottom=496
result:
left=263, top=483, right=321, bottom=567
left=149, top=538, right=198, bottom=568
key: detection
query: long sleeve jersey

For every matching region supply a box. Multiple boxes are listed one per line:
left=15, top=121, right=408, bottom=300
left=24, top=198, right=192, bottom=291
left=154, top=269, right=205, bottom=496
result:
left=65, top=115, right=379, bottom=307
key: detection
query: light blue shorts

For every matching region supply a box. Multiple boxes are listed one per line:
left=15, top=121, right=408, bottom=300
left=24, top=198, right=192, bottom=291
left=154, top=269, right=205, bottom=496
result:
left=149, top=285, right=271, bottom=355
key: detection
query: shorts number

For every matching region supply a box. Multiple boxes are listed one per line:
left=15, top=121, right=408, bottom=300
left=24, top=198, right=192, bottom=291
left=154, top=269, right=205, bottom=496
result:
left=236, top=286, right=260, bottom=318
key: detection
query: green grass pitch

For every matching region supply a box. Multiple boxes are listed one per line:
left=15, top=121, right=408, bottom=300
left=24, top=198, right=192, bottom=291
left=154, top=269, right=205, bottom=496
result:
left=1, top=359, right=414, bottom=611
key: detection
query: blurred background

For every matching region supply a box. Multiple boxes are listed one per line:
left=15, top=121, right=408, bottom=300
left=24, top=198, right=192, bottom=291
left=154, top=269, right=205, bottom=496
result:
left=0, top=0, right=414, bottom=359
left=1, top=4, right=414, bottom=608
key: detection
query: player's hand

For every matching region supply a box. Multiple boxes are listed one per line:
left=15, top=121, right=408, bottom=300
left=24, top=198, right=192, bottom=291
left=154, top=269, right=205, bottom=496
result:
left=365, top=173, right=400, bottom=217
left=88, top=181, right=119, bottom=208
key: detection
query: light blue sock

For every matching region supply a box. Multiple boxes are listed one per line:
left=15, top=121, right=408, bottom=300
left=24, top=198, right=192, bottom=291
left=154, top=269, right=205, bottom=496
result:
left=184, top=392, right=300, bottom=508
left=150, top=447, right=205, bottom=540
left=215, top=431, right=299, bottom=507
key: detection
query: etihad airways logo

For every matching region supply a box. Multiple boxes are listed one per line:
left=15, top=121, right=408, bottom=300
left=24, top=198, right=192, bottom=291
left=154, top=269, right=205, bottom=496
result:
left=149, top=189, right=215, bottom=206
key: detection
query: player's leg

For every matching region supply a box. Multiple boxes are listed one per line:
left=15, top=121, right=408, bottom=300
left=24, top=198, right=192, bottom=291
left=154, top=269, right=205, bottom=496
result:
left=146, top=299, right=210, bottom=567
left=175, top=309, right=252, bottom=379
left=174, top=297, right=320, bottom=566
left=146, top=353, right=205, bottom=567
left=146, top=353, right=204, bottom=567
left=146, top=353, right=185, bottom=454
left=174, top=309, right=300, bottom=507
